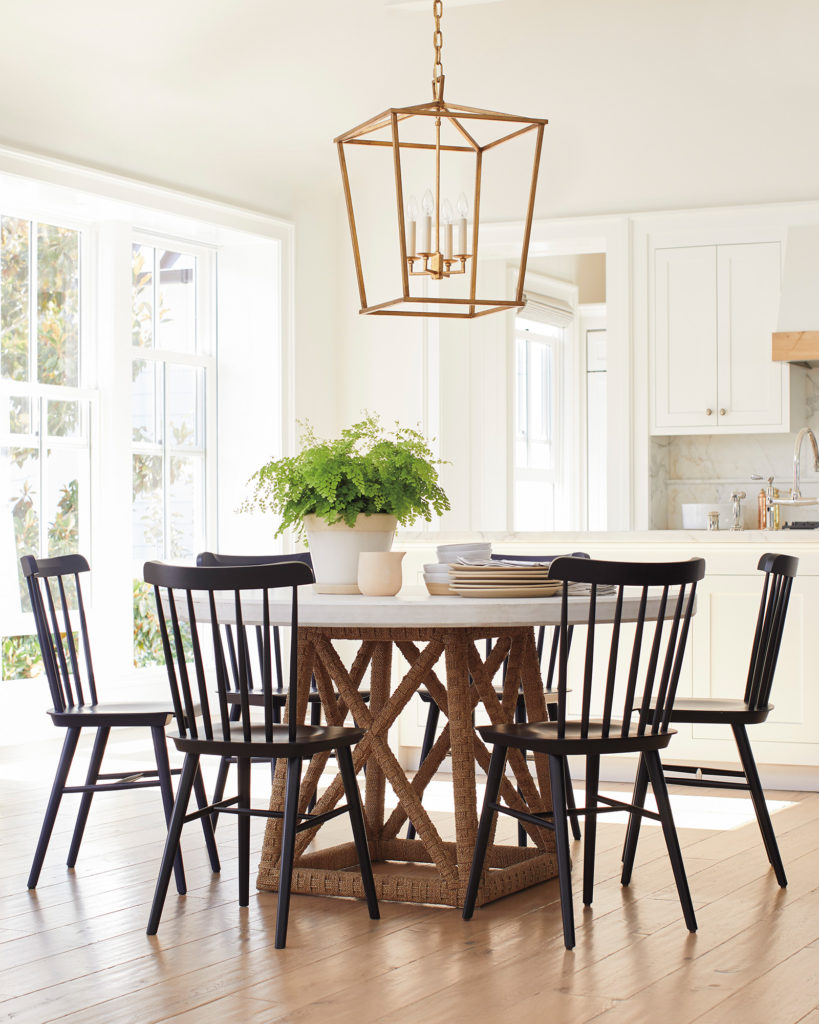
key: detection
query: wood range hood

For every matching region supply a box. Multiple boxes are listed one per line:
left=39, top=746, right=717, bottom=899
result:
left=772, top=330, right=819, bottom=363
left=772, top=226, right=819, bottom=365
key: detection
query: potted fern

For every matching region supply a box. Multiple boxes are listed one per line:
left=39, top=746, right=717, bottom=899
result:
left=242, top=415, right=450, bottom=593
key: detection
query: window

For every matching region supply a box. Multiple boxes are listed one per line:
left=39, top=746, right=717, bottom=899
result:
left=0, top=215, right=92, bottom=678
left=0, top=155, right=290, bottom=695
left=585, top=325, right=607, bottom=530
left=130, top=240, right=215, bottom=666
left=513, top=316, right=562, bottom=531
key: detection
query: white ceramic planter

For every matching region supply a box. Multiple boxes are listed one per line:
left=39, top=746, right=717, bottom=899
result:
left=303, top=513, right=397, bottom=594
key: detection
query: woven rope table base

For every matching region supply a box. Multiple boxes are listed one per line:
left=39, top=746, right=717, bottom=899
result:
left=257, top=626, right=558, bottom=909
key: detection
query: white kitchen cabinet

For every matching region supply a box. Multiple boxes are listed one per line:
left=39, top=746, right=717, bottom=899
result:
left=651, top=240, right=788, bottom=434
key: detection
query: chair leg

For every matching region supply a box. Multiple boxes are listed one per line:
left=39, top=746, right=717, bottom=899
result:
left=337, top=746, right=379, bottom=920
left=28, top=727, right=81, bottom=889
left=546, top=702, right=581, bottom=841
left=732, top=723, right=787, bottom=887
left=150, top=726, right=187, bottom=895
left=210, top=757, right=233, bottom=829
left=515, top=693, right=527, bottom=847
left=275, top=756, right=303, bottom=949
left=408, top=699, right=440, bottom=841
left=621, top=753, right=649, bottom=886
left=237, top=757, right=251, bottom=907
left=66, top=726, right=110, bottom=869
left=211, top=704, right=242, bottom=829
left=463, top=744, right=507, bottom=920
left=549, top=753, right=576, bottom=949
left=583, top=754, right=600, bottom=907
left=146, top=753, right=198, bottom=935
left=564, top=760, right=582, bottom=842
left=192, top=766, right=221, bottom=873
left=643, top=750, right=697, bottom=933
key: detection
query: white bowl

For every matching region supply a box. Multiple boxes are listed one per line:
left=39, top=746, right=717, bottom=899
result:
left=681, top=502, right=734, bottom=530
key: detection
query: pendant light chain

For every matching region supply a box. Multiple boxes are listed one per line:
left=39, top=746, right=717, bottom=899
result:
left=432, top=0, right=444, bottom=101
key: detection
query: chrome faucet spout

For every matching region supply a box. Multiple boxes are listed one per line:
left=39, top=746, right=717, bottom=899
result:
left=792, top=427, right=819, bottom=500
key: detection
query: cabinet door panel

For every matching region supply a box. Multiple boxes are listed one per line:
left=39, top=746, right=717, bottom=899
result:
left=717, top=242, right=784, bottom=427
left=653, top=246, right=718, bottom=431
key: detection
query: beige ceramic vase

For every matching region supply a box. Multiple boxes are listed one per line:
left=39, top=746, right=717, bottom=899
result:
left=357, top=551, right=405, bottom=597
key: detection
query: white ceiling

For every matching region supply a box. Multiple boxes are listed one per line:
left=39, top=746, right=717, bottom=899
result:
left=1, top=1, right=818, bottom=220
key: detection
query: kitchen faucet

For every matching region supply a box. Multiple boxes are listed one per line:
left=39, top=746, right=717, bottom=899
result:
left=792, top=427, right=819, bottom=500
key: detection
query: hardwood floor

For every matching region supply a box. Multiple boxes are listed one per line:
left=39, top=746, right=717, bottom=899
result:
left=1, top=730, right=818, bottom=1023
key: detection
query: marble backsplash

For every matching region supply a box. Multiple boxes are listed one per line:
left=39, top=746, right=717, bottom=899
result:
left=650, top=369, right=819, bottom=530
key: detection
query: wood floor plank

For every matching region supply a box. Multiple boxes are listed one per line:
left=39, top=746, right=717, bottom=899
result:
left=690, top=947, right=819, bottom=1024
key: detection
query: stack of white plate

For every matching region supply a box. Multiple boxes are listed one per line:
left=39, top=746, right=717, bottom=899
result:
left=448, top=561, right=561, bottom=599
left=423, top=562, right=453, bottom=596
left=436, top=542, right=492, bottom=564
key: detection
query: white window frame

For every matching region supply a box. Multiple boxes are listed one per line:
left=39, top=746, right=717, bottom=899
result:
left=129, top=232, right=218, bottom=572
left=0, top=147, right=293, bottom=695
left=507, top=272, right=581, bottom=531
left=0, top=208, right=99, bottom=642
left=512, top=318, right=561, bottom=530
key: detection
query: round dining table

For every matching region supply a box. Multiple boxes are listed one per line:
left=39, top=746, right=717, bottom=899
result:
left=197, top=584, right=682, bottom=911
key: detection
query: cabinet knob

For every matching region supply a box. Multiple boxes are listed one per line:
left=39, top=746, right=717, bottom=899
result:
left=720, top=408, right=726, bottom=416
left=706, top=408, right=713, bottom=416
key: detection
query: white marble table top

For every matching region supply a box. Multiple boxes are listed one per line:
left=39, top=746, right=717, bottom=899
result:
left=187, top=585, right=688, bottom=630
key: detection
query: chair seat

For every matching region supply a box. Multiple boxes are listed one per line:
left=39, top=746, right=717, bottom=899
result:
left=172, top=722, right=366, bottom=758
left=477, top=719, right=676, bottom=755
left=226, top=688, right=371, bottom=708
left=663, top=697, right=772, bottom=725
left=48, top=702, right=174, bottom=728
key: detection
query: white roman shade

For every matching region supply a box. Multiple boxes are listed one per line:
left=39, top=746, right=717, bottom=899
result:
left=521, top=292, right=574, bottom=328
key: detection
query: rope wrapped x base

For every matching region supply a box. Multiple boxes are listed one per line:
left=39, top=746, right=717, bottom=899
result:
left=257, top=626, right=558, bottom=908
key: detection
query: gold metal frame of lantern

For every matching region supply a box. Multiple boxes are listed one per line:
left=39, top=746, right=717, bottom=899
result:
left=334, top=0, right=548, bottom=319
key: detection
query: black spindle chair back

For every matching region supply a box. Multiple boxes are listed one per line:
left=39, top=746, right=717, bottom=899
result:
left=547, top=556, right=704, bottom=741
left=21, top=554, right=97, bottom=712
left=145, top=560, right=315, bottom=746
left=196, top=551, right=313, bottom=700
left=743, top=552, right=798, bottom=711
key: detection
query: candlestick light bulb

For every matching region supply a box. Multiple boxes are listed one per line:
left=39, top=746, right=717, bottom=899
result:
left=457, top=192, right=469, bottom=218
left=422, top=189, right=435, bottom=216
left=442, top=199, right=453, bottom=224
left=406, top=195, right=419, bottom=220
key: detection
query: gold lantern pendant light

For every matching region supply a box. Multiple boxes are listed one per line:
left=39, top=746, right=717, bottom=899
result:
left=335, top=0, right=548, bottom=319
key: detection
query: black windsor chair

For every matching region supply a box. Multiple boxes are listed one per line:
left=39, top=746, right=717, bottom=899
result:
left=21, top=554, right=219, bottom=891
left=196, top=551, right=370, bottom=823
left=621, top=551, right=797, bottom=889
left=462, top=555, right=705, bottom=950
left=144, top=558, right=379, bottom=948
left=409, top=551, right=588, bottom=844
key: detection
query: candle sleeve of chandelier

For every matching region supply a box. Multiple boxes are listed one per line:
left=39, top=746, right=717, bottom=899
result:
left=405, top=195, right=418, bottom=257
left=420, top=189, right=434, bottom=255
left=442, top=199, right=453, bottom=260
left=456, top=192, right=469, bottom=256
